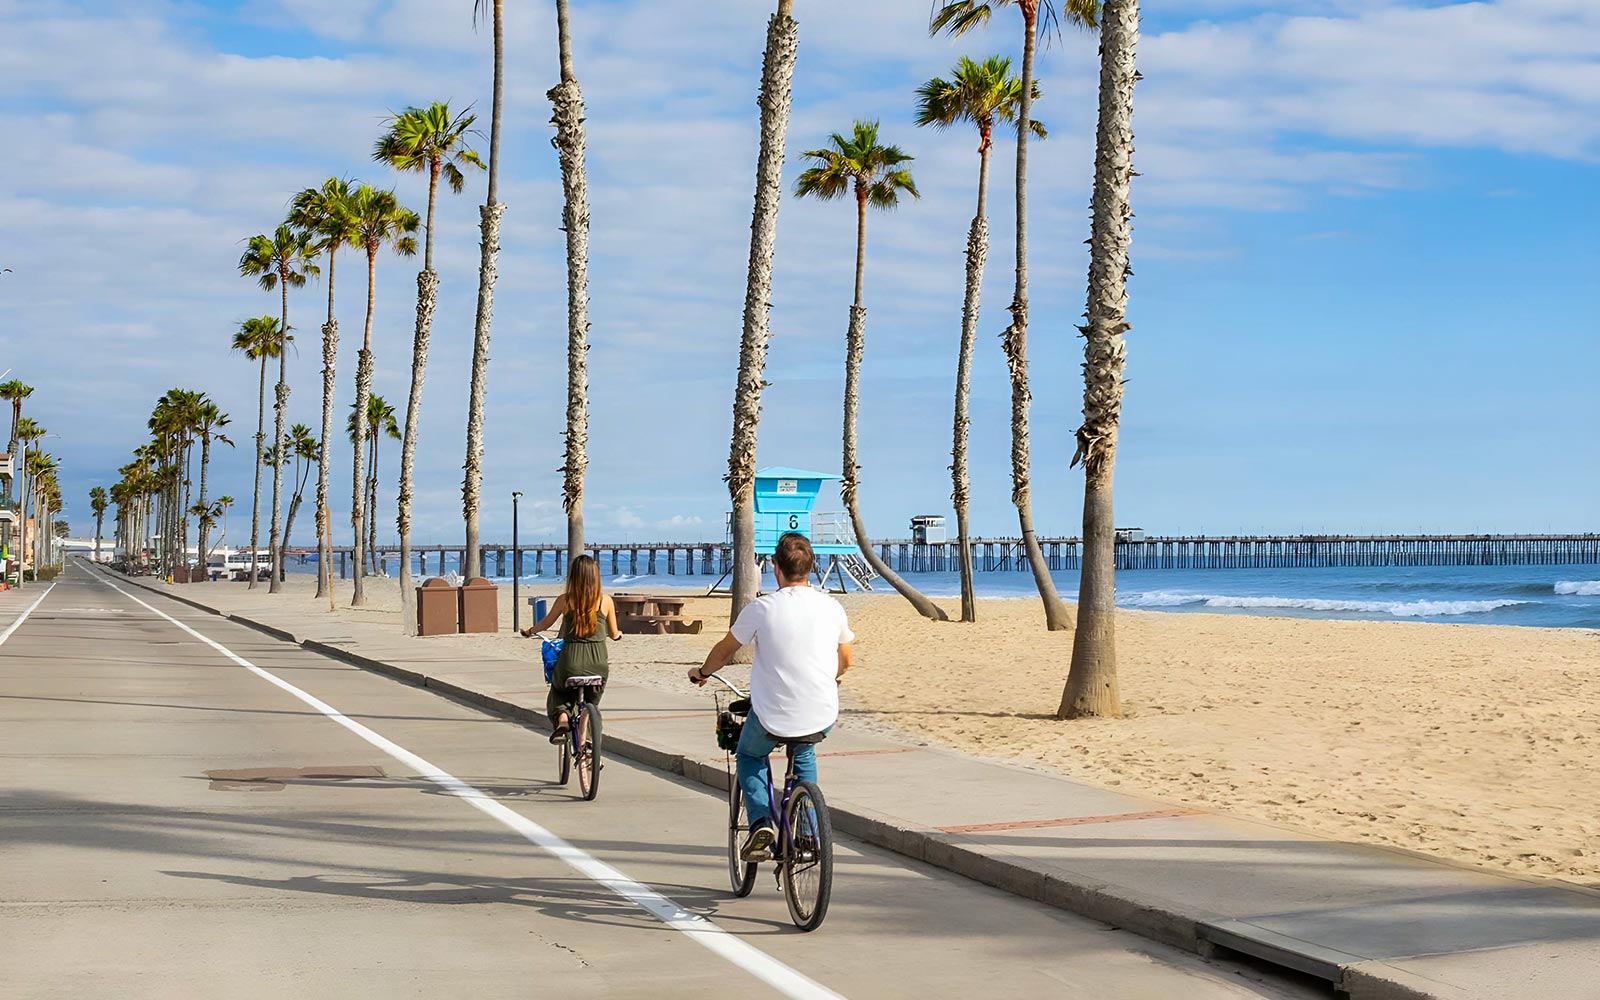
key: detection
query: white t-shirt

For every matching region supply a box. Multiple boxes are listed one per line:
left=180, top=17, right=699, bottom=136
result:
left=730, top=586, right=854, bottom=738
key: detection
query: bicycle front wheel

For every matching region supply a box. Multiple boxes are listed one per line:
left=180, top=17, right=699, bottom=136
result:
left=727, top=780, right=758, bottom=897
left=577, top=704, right=602, bottom=801
left=782, top=780, right=833, bottom=931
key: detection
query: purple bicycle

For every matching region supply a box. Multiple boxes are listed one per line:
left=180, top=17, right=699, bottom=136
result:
left=710, top=676, right=834, bottom=931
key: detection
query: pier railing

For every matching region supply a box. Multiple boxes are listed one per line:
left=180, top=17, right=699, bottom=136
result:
left=296, top=534, right=1600, bottom=580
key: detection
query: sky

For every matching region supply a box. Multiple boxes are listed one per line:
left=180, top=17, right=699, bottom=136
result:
left=2, top=0, right=1596, bottom=545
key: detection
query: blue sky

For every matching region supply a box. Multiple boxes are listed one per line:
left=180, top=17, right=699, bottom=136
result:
left=2, top=0, right=1596, bottom=544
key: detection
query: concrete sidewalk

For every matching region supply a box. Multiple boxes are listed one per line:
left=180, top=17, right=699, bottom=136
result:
left=109, top=570, right=1600, bottom=1000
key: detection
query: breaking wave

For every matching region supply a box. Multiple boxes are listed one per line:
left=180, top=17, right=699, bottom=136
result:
left=1554, top=580, right=1600, bottom=596
left=1120, top=591, right=1530, bottom=618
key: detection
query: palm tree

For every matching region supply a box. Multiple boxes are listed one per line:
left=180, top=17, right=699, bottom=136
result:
left=289, top=177, right=361, bottom=605
left=374, top=101, right=483, bottom=626
left=549, top=0, right=593, bottom=565
left=348, top=396, right=399, bottom=576
left=231, top=316, right=291, bottom=589
left=240, top=225, right=320, bottom=594
left=0, top=379, right=32, bottom=506
left=279, top=423, right=320, bottom=581
left=25, top=449, right=56, bottom=576
left=796, top=121, right=946, bottom=623
left=1062, top=0, right=1138, bottom=719
left=916, top=56, right=1044, bottom=624
left=727, top=0, right=801, bottom=623
left=15, top=417, right=44, bottom=584
left=464, top=0, right=507, bottom=583
left=931, top=0, right=1100, bottom=632
left=194, top=400, right=232, bottom=577
left=347, top=185, right=419, bottom=605
left=89, top=486, right=108, bottom=562
left=210, top=495, right=236, bottom=562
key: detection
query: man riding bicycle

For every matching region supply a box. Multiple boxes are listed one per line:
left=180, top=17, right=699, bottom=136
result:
left=690, top=533, right=854, bottom=861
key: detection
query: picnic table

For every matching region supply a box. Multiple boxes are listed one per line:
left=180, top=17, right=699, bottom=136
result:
left=612, top=593, right=702, bottom=635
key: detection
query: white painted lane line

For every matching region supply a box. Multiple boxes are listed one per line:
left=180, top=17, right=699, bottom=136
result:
left=97, top=575, right=844, bottom=1000
left=0, top=583, right=56, bottom=647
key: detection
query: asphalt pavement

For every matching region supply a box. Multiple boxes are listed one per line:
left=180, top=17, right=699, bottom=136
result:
left=1, top=563, right=1322, bottom=999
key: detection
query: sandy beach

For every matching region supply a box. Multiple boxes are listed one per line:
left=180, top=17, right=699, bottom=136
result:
left=235, top=573, right=1600, bottom=885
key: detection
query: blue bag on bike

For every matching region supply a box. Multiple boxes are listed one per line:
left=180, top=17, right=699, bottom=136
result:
left=541, top=638, right=564, bottom=684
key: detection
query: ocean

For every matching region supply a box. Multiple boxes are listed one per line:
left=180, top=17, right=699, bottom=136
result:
left=292, top=556, right=1600, bottom=630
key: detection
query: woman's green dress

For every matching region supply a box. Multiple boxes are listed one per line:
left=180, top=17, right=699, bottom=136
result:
left=548, top=609, right=609, bottom=724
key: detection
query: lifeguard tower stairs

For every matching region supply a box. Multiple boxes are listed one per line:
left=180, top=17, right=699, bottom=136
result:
left=711, top=467, right=877, bottom=595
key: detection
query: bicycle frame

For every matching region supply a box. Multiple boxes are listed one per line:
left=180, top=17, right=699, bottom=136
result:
left=708, top=674, right=803, bottom=861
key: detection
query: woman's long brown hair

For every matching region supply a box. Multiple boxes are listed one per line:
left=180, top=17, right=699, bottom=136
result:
left=564, top=555, right=602, bottom=638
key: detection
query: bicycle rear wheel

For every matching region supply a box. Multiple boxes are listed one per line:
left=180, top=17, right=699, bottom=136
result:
left=727, top=779, right=758, bottom=897
left=577, top=704, right=602, bottom=801
left=782, top=780, right=833, bottom=931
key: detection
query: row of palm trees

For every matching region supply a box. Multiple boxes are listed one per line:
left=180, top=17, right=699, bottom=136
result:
left=2, top=378, right=66, bottom=583
left=106, top=389, right=234, bottom=579
left=101, top=0, right=1139, bottom=720
left=720, top=0, right=1139, bottom=718
left=156, top=0, right=592, bottom=633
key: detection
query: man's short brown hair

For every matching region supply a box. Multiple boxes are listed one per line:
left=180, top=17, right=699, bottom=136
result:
left=774, top=532, right=815, bottom=581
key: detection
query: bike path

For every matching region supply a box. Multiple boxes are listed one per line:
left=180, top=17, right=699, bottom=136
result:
left=7, top=562, right=1312, bottom=999
left=109, top=568, right=1600, bottom=1000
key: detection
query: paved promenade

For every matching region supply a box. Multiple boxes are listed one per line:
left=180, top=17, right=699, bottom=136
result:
left=4, top=563, right=1318, bottom=999
left=41, top=563, right=1600, bottom=998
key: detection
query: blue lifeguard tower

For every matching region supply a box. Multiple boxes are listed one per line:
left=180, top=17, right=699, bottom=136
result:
left=715, top=467, right=877, bottom=593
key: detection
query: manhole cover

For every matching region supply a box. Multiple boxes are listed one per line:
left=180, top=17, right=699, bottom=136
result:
left=204, top=765, right=387, bottom=791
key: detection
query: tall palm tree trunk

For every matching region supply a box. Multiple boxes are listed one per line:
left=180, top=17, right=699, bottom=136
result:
left=350, top=249, right=377, bottom=606
left=281, top=455, right=305, bottom=582
left=197, top=435, right=211, bottom=574
left=249, top=353, right=267, bottom=589
left=463, top=0, right=505, bottom=582
left=268, top=280, right=290, bottom=593
left=842, top=195, right=947, bottom=621
left=317, top=249, right=339, bottom=605
left=1062, top=0, right=1138, bottom=720
left=181, top=441, right=193, bottom=573
left=729, top=0, right=799, bottom=621
left=398, top=163, right=440, bottom=630
left=552, top=0, right=591, bottom=562
left=952, top=138, right=992, bottom=624
left=368, top=433, right=380, bottom=575
left=1004, top=8, right=1073, bottom=631
left=95, top=511, right=104, bottom=563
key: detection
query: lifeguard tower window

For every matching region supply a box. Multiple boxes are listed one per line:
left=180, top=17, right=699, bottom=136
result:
left=911, top=515, right=947, bottom=545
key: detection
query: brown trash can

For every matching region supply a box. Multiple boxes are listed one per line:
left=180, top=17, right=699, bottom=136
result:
left=172, top=565, right=190, bottom=584
left=192, top=563, right=208, bottom=583
left=458, top=576, right=500, bottom=634
left=416, top=577, right=460, bottom=636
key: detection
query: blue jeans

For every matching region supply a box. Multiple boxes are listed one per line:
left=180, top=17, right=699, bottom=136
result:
left=736, top=710, right=830, bottom=826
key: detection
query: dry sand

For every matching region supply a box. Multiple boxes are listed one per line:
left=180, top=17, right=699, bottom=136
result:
left=241, top=573, right=1600, bottom=884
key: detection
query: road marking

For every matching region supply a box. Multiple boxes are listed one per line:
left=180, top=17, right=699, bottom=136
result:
left=95, top=575, right=844, bottom=1000
left=938, top=808, right=1202, bottom=835
left=0, top=583, right=56, bottom=647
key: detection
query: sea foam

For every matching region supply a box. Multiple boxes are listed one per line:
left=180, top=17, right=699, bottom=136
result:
left=1554, top=580, right=1600, bottom=596
left=1121, top=591, right=1529, bottom=618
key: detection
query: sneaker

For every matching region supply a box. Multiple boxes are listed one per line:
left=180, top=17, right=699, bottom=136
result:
left=741, top=820, right=777, bottom=862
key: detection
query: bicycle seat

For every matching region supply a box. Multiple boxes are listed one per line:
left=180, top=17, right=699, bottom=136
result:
left=566, top=675, right=605, bottom=689
left=782, top=731, right=829, bottom=746
left=729, top=698, right=751, bottom=714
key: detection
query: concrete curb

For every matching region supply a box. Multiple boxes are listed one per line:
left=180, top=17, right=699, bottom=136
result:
left=106, top=569, right=1444, bottom=1000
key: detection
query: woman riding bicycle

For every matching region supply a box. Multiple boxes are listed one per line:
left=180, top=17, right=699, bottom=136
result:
left=522, top=554, right=621, bottom=744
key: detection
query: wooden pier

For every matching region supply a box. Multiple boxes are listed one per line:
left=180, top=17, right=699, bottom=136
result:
left=291, top=534, right=1600, bottom=580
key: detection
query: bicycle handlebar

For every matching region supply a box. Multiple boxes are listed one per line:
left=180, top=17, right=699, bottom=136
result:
left=707, top=674, right=746, bottom=698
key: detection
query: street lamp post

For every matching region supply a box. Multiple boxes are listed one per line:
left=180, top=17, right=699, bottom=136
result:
left=511, top=491, right=522, bottom=633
